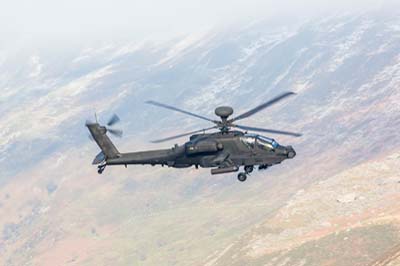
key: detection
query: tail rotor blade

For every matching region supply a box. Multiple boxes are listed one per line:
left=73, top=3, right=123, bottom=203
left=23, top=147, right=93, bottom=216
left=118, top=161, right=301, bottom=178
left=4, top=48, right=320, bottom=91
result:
left=107, top=128, right=123, bottom=138
left=107, top=114, right=120, bottom=126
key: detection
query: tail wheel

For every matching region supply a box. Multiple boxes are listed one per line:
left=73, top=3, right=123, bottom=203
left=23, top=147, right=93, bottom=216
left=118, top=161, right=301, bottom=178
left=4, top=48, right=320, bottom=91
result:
left=97, top=164, right=106, bottom=174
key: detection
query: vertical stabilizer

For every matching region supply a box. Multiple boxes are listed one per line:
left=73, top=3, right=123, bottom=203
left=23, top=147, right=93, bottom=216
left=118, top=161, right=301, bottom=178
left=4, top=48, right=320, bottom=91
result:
left=86, top=123, right=120, bottom=159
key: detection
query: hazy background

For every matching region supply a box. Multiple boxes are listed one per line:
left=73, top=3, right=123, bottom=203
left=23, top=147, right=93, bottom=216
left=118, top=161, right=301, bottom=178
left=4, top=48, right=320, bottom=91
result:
left=0, top=0, right=391, bottom=45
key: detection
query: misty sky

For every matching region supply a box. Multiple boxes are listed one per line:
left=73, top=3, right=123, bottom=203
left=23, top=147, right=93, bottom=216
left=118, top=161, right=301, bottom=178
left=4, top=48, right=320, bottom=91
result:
left=0, top=0, right=393, bottom=45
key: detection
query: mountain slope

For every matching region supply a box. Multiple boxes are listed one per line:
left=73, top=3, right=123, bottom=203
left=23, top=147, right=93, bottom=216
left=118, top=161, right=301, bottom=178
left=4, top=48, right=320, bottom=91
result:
left=206, top=150, right=400, bottom=266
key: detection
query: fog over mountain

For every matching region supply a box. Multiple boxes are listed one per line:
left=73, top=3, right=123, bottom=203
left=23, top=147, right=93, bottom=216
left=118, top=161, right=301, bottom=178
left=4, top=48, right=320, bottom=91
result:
left=0, top=6, right=400, bottom=266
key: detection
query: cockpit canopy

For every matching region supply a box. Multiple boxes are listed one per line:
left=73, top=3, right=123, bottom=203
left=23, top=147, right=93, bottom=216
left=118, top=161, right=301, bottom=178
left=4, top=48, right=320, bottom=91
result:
left=240, top=134, right=279, bottom=151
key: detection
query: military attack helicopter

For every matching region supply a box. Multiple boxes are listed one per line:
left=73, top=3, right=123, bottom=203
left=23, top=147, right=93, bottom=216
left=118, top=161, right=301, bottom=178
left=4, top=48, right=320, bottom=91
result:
left=86, top=92, right=301, bottom=182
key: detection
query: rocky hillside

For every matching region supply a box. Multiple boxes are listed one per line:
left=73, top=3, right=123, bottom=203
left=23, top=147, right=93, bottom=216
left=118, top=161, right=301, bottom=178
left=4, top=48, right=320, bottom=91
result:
left=206, top=151, right=400, bottom=266
left=0, top=9, right=399, bottom=266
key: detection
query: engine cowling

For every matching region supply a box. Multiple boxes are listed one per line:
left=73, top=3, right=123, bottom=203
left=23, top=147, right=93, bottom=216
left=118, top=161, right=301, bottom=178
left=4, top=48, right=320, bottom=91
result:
left=185, top=141, right=223, bottom=155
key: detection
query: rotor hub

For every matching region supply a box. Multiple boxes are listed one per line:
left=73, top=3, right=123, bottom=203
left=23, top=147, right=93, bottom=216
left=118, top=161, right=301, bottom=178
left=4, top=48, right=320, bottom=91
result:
left=215, top=106, right=234, bottom=119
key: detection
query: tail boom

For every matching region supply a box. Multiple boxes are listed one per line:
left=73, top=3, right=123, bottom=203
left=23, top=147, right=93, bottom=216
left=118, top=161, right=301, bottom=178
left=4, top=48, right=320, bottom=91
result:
left=107, top=150, right=175, bottom=166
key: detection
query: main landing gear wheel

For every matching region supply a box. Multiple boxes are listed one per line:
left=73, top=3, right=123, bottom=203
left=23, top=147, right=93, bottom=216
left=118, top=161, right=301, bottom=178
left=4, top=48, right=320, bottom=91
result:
left=258, top=164, right=269, bottom=170
left=244, top=165, right=254, bottom=174
left=238, top=173, right=247, bottom=182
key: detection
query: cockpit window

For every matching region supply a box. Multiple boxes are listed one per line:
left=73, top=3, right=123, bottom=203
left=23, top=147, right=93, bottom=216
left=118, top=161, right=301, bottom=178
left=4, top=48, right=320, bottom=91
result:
left=241, top=134, right=279, bottom=151
left=240, top=136, right=256, bottom=149
left=257, top=135, right=278, bottom=150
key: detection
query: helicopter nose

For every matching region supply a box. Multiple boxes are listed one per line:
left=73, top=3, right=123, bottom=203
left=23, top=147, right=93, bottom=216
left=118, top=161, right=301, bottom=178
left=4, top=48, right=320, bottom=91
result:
left=286, top=146, right=296, bottom=159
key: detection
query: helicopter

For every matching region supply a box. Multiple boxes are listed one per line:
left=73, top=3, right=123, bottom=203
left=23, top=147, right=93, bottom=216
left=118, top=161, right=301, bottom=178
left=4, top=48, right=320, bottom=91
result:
left=86, top=91, right=301, bottom=182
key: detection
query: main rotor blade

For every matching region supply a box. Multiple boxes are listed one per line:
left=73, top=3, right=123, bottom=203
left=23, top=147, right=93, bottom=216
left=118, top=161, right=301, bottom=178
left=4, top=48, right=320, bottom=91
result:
left=234, top=125, right=302, bottom=137
left=145, top=100, right=215, bottom=123
left=151, top=126, right=217, bottom=143
left=231, top=92, right=296, bottom=122
left=107, top=114, right=120, bottom=126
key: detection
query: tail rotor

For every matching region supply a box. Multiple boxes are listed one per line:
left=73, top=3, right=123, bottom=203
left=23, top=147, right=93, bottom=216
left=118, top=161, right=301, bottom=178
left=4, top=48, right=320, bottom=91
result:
left=86, top=113, right=123, bottom=140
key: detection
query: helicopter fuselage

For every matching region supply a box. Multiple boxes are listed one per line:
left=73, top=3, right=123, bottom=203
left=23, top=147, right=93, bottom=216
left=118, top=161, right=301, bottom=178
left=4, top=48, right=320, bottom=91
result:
left=106, top=131, right=296, bottom=174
